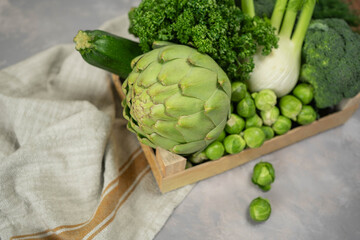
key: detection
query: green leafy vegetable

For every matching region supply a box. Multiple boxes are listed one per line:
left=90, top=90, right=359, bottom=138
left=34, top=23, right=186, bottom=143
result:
left=247, top=0, right=317, bottom=97
left=300, top=18, right=360, bottom=108
left=249, top=197, right=272, bottom=222
left=252, top=161, right=275, bottom=191
left=128, top=0, right=278, bottom=81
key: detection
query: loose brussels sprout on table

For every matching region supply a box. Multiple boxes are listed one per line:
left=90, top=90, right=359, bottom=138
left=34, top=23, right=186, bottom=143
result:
left=249, top=197, right=272, bottom=222
left=252, top=161, right=275, bottom=191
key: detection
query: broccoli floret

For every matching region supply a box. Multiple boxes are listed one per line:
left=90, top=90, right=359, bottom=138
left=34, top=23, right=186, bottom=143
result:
left=128, top=0, right=278, bottom=81
left=300, top=18, right=360, bottom=109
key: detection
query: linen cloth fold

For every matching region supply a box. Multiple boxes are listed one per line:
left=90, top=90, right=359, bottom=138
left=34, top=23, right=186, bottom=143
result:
left=0, top=15, right=193, bottom=240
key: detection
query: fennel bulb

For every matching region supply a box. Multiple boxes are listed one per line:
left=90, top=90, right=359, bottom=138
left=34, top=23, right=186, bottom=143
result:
left=246, top=0, right=317, bottom=97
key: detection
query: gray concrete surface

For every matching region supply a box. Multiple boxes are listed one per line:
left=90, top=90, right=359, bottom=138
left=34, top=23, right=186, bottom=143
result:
left=1, top=1, right=360, bottom=239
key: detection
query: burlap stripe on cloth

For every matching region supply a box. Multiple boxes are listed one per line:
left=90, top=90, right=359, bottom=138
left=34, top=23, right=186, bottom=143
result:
left=0, top=16, right=193, bottom=240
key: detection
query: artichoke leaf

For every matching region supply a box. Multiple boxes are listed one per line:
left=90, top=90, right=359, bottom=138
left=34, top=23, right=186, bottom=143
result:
left=205, top=118, right=227, bottom=142
left=154, top=120, right=185, bottom=143
left=147, top=83, right=179, bottom=104
left=164, top=92, right=204, bottom=118
left=176, top=111, right=215, bottom=142
left=179, top=67, right=218, bottom=101
left=187, top=51, right=220, bottom=71
left=159, top=45, right=197, bottom=62
left=149, top=133, right=180, bottom=151
left=204, top=90, right=231, bottom=125
left=158, top=59, right=191, bottom=86
left=137, top=61, right=162, bottom=88
left=135, top=48, right=161, bottom=72
left=172, top=140, right=207, bottom=155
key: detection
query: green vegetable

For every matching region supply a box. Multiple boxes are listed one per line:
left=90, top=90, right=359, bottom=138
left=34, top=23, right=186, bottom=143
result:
left=73, top=30, right=143, bottom=80
left=254, top=89, right=277, bottom=111
left=279, top=95, right=302, bottom=121
left=231, top=82, right=248, bottom=102
left=313, top=0, right=360, bottom=27
left=252, top=161, right=275, bottom=191
left=189, top=151, right=208, bottom=164
left=223, top=134, right=246, bottom=154
left=261, top=126, right=275, bottom=140
left=216, top=130, right=227, bottom=142
left=205, top=141, right=225, bottom=160
left=300, top=18, right=360, bottom=109
left=122, top=43, right=231, bottom=155
left=247, top=0, right=317, bottom=97
left=272, top=115, right=292, bottom=135
left=296, top=105, right=317, bottom=125
left=260, top=106, right=280, bottom=126
left=237, top=97, right=256, bottom=118
left=128, top=0, right=278, bottom=81
left=245, top=114, right=263, bottom=129
left=292, top=83, right=314, bottom=105
left=243, top=127, right=266, bottom=148
left=225, top=114, right=245, bottom=134
left=249, top=197, right=272, bottom=222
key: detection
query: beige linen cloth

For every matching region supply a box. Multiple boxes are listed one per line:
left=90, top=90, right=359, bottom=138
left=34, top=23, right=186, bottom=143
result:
left=0, top=16, right=193, bottom=239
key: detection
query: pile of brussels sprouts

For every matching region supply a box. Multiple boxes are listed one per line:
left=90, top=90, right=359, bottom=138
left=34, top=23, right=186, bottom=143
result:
left=185, top=81, right=317, bottom=166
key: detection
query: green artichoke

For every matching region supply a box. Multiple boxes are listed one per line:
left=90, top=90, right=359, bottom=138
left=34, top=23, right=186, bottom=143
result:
left=122, top=43, right=231, bottom=155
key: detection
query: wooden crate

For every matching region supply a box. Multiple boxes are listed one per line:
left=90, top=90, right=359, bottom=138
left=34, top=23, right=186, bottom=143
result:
left=113, top=75, right=360, bottom=193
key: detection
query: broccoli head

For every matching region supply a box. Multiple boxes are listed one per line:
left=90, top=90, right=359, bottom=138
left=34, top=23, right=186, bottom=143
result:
left=128, top=0, right=278, bottom=81
left=300, top=18, right=360, bottom=109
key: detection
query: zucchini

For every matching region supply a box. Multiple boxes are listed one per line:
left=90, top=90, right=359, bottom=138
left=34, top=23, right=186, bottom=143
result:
left=73, top=30, right=143, bottom=79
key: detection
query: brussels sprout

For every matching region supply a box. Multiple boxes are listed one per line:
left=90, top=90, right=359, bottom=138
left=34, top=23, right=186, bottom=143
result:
left=260, top=106, right=280, bottom=126
left=185, top=161, right=193, bottom=169
left=216, top=130, right=226, bottom=142
left=296, top=105, right=317, bottom=125
left=249, top=197, right=272, bottom=222
left=272, top=116, right=292, bottom=135
left=254, top=89, right=277, bottom=111
left=243, top=127, right=266, bottom=148
left=252, top=161, right=275, bottom=191
left=279, top=95, right=302, bottom=121
left=205, top=141, right=225, bottom=160
left=237, top=97, right=256, bottom=118
left=292, top=83, right=314, bottom=105
left=231, top=82, right=248, bottom=102
left=261, top=126, right=274, bottom=140
left=188, top=150, right=208, bottom=164
left=245, top=114, right=263, bottom=129
left=225, top=113, right=245, bottom=134
left=223, top=134, right=246, bottom=154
